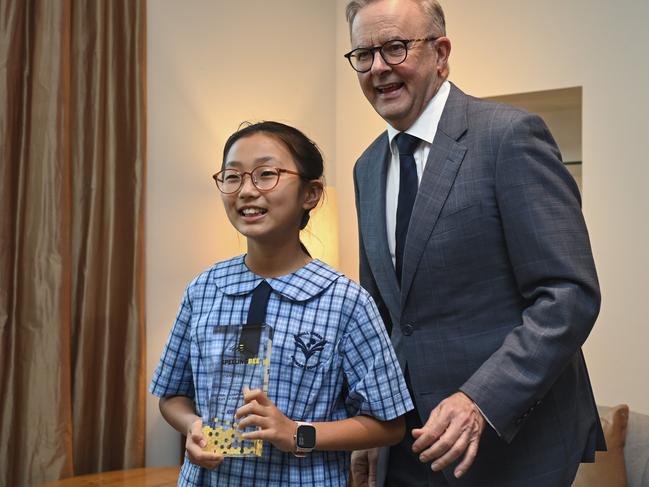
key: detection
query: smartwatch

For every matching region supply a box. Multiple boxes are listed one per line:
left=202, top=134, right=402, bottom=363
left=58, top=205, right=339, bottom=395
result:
left=293, top=421, right=316, bottom=457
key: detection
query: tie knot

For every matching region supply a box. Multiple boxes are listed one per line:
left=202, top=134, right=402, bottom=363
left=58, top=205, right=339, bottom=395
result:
left=396, top=133, right=421, bottom=155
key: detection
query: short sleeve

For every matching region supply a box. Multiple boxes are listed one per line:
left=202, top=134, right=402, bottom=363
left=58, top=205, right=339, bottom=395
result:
left=342, top=293, right=413, bottom=420
left=150, top=288, right=195, bottom=399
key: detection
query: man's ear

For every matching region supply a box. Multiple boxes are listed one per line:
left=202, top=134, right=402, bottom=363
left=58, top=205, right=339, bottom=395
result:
left=435, top=36, right=451, bottom=75
left=303, top=180, right=324, bottom=211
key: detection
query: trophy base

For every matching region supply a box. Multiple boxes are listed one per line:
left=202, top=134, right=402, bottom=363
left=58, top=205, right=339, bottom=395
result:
left=202, top=422, right=263, bottom=457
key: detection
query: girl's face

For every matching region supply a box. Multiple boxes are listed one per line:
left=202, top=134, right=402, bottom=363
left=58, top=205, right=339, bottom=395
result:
left=221, top=133, right=321, bottom=246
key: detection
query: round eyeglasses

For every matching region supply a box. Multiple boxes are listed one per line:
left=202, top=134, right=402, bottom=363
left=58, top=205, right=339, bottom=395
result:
left=213, top=165, right=304, bottom=194
left=344, top=37, right=438, bottom=73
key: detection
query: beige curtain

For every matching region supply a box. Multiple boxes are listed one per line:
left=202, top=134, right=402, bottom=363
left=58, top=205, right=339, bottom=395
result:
left=0, top=1, right=146, bottom=485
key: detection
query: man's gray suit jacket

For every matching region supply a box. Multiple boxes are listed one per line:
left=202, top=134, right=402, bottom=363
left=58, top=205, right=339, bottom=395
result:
left=353, top=83, right=605, bottom=486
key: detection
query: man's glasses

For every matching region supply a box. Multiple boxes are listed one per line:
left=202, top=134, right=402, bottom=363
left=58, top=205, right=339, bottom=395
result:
left=213, top=166, right=304, bottom=194
left=344, top=37, right=438, bottom=73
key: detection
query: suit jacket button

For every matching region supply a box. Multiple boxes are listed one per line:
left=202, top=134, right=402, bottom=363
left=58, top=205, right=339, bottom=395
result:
left=403, top=324, right=414, bottom=336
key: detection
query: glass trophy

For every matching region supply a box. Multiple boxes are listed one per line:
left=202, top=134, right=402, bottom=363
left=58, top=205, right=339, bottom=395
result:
left=202, top=323, right=273, bottom=457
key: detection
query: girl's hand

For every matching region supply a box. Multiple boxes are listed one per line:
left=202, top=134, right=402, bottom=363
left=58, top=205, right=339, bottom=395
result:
left=185, top=417, right=224, bottom=469
left=235, top=388, right=297, bottom=453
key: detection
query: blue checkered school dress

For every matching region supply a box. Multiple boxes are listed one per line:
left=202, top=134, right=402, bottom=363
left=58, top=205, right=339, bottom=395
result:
left=151, top=255, right=413, bottom=486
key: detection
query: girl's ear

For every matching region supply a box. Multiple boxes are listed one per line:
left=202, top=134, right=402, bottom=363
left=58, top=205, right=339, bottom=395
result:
left=303, top=179, right=323, bottom=211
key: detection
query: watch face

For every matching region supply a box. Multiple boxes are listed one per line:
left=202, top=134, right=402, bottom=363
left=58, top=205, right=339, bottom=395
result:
left=296, top=424, right=316, bottom=449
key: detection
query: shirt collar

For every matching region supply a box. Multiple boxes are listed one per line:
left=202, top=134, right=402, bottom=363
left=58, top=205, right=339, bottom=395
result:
left=212, top=254, right=342, bottom=302
left=387, top=79, right=451, bottom=153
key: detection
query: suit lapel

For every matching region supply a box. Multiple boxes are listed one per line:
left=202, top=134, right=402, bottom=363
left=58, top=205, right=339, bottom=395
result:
left=357, top=135, right=401, bottom=318
left=400, top=84, right=469, bottom=305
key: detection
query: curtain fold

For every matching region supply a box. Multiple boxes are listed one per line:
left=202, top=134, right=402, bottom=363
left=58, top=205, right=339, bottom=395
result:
left=0, top=1, right=146, bottom=485
left=0, top=2, right=74, bottom=484
left=69, top=0, right=146, bottom=475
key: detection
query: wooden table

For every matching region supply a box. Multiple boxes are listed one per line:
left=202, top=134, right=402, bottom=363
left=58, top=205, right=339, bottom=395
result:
left=37, top=466, right=180, bottom=486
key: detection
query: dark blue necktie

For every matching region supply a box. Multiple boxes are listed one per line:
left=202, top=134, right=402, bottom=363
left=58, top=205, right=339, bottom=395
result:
left=246, top=280, right=272, bottom=325
left=239, top=280, right=272, bottom=360
left=395, top=133, right=421, bottom=283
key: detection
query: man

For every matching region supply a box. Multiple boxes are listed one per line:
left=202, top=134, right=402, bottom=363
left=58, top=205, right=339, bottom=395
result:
left=345, top=1, right=605, bottom=486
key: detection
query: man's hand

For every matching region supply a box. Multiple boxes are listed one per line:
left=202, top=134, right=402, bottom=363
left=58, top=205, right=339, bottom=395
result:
left=185, top=418, right=224, bottom=469
left=411, top=392, right=485, bottom=478
left=235, top=388, right=296, bottom=453
left=351, top=448, right=379, bottom=487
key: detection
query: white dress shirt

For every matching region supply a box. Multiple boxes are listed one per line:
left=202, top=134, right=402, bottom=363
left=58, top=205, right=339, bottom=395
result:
left=385, top=80, right=451, bottom=266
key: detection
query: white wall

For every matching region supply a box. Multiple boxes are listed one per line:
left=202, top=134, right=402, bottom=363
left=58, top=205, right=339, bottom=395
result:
left=146, top=0, right=336, bottom=467
left=335, top=0, right=386, bottom=281
left=335, top=0, right=649, bottom=415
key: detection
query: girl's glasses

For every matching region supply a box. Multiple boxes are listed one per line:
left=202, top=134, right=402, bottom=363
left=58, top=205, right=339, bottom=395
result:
left=213, top=165, right=304, bottom=194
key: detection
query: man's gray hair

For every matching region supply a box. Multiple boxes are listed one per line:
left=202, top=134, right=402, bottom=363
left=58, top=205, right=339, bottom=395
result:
left=345, top=0, right=446, bottom=37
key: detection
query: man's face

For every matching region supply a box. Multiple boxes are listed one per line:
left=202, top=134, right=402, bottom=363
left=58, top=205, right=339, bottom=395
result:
left=350, top=0, right=444, bottom=131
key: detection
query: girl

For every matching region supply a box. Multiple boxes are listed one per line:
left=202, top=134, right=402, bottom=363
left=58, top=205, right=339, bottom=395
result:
left=150, top=121, right=413, bottom=486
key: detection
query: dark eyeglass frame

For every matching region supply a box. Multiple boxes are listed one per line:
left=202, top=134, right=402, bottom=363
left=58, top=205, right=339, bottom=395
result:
left=344, top=36, right=439, bottom=73
left=212, top=165, right=304, bottom=194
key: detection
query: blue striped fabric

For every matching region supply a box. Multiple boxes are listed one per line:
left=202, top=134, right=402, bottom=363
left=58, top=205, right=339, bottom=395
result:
left=150, top=255, right=413, bottom=486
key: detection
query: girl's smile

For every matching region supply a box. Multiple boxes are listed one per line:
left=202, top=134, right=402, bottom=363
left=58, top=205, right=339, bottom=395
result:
left=238, top=205, right=268, bottom=220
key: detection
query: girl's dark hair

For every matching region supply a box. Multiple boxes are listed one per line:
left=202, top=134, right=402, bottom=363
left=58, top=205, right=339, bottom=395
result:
left=222, top=121, right=325, bottom=253
left=222, top=121, right=324, bottom=181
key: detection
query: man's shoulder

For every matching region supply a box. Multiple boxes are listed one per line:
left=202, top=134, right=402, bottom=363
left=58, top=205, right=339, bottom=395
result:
left=358, top=130, right=388, bottom=159
left=452, top=84, right=536, bottom=129
left=353, top=130, right=388, bottom=176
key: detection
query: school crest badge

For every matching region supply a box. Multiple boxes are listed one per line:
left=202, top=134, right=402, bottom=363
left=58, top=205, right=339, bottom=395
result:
left=292, top=331, right=327, bottom=369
